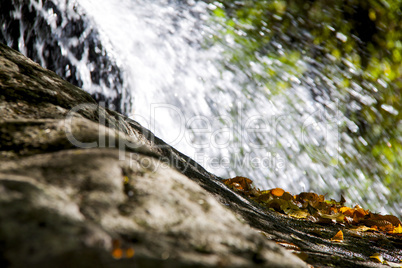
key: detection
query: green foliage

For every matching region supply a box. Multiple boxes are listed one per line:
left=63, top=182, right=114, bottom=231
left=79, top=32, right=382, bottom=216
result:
left=209, top=0, right=402, bottom=212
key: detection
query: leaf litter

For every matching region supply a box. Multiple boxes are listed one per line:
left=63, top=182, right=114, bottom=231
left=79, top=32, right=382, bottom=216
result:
left=223, top=176, right=402, bottom=266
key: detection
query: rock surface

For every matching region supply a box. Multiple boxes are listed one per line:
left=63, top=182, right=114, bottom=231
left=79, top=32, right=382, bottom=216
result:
left=0, top=43, right=307, bottom=267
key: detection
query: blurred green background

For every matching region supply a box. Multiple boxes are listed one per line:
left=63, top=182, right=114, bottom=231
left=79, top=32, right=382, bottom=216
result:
left=207, top=0, right=402, bottom=215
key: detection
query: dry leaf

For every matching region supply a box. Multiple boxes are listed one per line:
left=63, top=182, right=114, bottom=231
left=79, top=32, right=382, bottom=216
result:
left=271, top=188, right=285, bottom=197
left=391, top=224, right=402, bottom=234
left=221, top=176, right=402, bottom=238
left=126, top=248, right=135, bottom=258
left=112, top=248, right=123, bottom=259
left=369, top=253, right=384, bottom=263
left=350, top=226, right=377, bottom=232
left=331, top=230, right=344, bottom=242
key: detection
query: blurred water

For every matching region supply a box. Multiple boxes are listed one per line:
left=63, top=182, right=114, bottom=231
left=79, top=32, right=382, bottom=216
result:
left=73, top=0, right=399, bottom=215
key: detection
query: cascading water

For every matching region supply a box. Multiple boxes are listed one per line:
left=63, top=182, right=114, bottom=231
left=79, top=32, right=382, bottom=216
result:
left=75, top=0, right=400, bottom=216
left=2, top=0, right=400, bottom=216
left=0, top=0, right=129, bottom=113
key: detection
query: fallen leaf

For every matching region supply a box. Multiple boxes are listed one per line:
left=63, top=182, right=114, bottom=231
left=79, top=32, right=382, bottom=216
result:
left=307, top=203, right=318, bottom=215
left=350, top=226, right=378, bottom=232
left=362, top=219, right=394, bottom=232
left=340, top=206, right=353, bottom=215
left=331, top=230, right=344, bottom=242
left=284, top=208, right=309, bottom=219
left=223, top=176, right=253, bottom=191
left=391, top=224, right=402, bottom=234
left=319, top=212, right=345, bottom=223
left=354, top=206, right=369, bottom=217
left=125, top=248, right=135, bottom=258
left=254, top=192, right=273, bottom=203
left=369, top=253, right=384, bottom=263
left=367, top=213, right=401, bottom=227
left=271, top=188, right=285, bottom=197
left=382, top=215, right=402, bottom=227
left=112, top=248, right=123, bottom=259
left=221, top=176, right=402, bottom=239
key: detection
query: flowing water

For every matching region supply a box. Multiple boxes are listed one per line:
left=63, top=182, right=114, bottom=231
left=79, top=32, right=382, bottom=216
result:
left=23, top=0, right=402, bottom=215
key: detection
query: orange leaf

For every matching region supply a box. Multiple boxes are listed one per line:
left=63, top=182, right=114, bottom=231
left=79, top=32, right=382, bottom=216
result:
left=354, top=207, right=368, bottom=217
left=391, top=224, right=402, bottom=234
left=352, top=214, right=361, bottom=224
left=125, top=248, right=135, bottom=258
left=340, top=206, right=353, bottom=216
left=331, top=230, right=344, bottom=242
left=112, top=248, right=123, bottom=259
left=271, top=188, right=285, bottom=197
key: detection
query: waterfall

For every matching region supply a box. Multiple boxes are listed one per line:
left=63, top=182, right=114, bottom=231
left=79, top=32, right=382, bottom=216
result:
left=2, top=0, right=400, bottom=216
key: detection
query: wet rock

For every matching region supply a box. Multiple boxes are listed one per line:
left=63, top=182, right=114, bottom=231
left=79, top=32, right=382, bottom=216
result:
left=0, top=0, right=130, bottom=114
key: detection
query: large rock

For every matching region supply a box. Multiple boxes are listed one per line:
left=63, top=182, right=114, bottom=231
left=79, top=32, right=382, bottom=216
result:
left=0, top=43, right=307, bottom=267
left=0, top=149, right=304, bottom=267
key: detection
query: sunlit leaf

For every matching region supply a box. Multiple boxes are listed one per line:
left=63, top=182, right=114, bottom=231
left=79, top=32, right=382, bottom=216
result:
left=391, top=224, right=402, bottom=234
left=271, top=187, right=285, bottom=197
left=331, top=230, right=344, bottom=242
left=350, top=226, right=378, bottom=232
left=370, top=253, right=384, bottom=263
left=320, top=212, right=345, bottom=223
left=340, top=206, right=353, bottom=215
left=222, top=176, right=402, bottom=237
left=112, top=248, right=123, bottom=259
left=353, top=206, right=369, bottom=217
